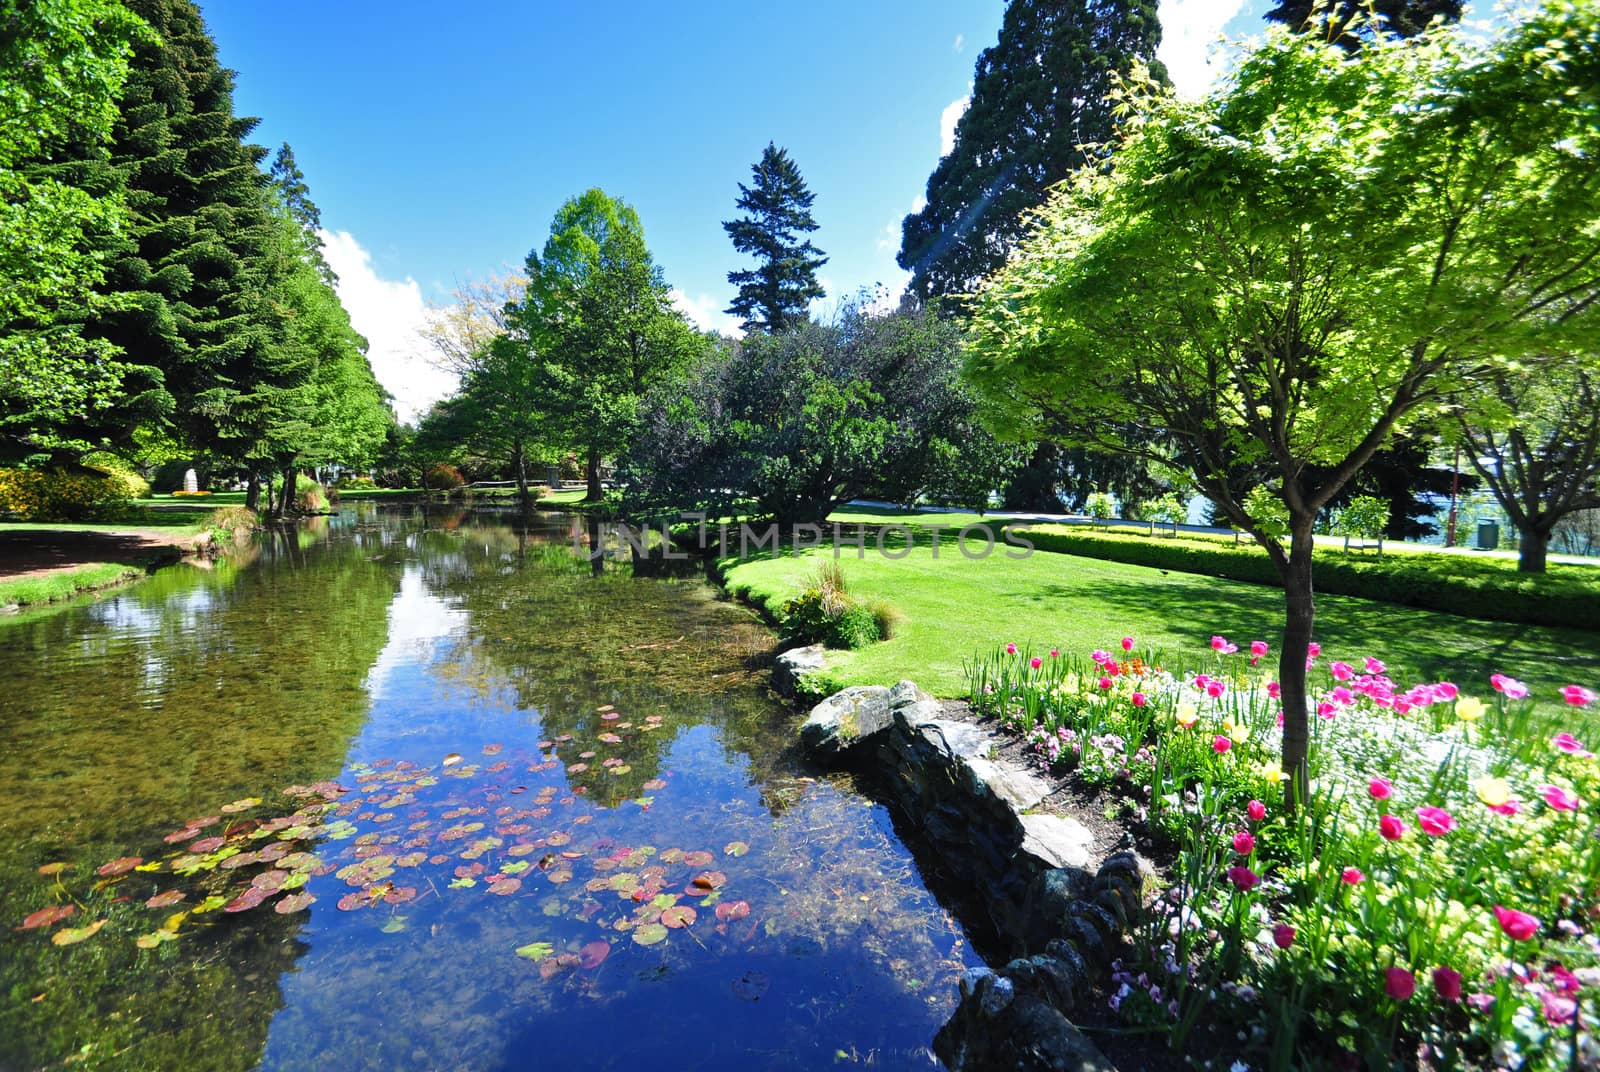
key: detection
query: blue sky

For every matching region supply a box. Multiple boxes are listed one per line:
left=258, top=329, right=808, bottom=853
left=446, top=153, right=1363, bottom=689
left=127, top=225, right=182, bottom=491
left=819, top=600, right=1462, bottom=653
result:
left=198, top=0, right=1460, bottom=420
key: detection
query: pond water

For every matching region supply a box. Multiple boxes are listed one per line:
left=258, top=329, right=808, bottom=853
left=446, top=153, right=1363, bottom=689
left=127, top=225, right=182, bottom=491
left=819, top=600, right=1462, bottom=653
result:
left=0, top=506, right=980, bottom=1071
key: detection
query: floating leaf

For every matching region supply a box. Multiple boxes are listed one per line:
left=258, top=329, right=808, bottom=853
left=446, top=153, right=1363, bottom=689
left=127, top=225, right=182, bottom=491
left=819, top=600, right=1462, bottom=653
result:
left=164, top=827, right=202, bottom=844
left=224, top=887, right=270, bottom=913
left=579, top=940, right=611, bottom=969
left=632, top=923, right=668, bottom=947
left=482, top=743, right=504, bottom=755
left=275, top=892, right=315, bottom=914
left=489, top=878, right=522, bottom=896
left=145, top=890, right=185, bottom=909
left=187, top=836, right=225, bottom=854
left=540, top=952, right=582, bottom=980
left=337, top=891, right=371, bottom=911
left=516, top=941, right=554, bottom=961
left=501, top=860, right=531, bottom=875
left=566, top=763, right=588, bottom=774
left=715, top=900, right=751, bottom=922
left=660, top=906, right=697, bottom=929
left=20, top=905, right=75, bottom=930
left=251, top=870, right=290, bottom=892
left=135, top=929, right=178, bottom=949
left=50, top=920, right=106, bottom=946
left=192, top=895, right=227, bottom=914
left=723, top=841, right=749, bottom=858
left=547, top=868, right=574, bottom=885
left=609, top=764, right=632, bottom=776
left=448, top=876, right=477, bottom=890
left=381, top=918, right=406, bottom=934
left=37, top=862, right=69, bottom=876
left=682, top=851, right=714, bottom=868
left=96, top=856, right=141, bottom=877
left=442, top=753, right=463, bottom=767
left=220, top=797, right=261, bottom=813
left=690, top=871, right=727, bottom=892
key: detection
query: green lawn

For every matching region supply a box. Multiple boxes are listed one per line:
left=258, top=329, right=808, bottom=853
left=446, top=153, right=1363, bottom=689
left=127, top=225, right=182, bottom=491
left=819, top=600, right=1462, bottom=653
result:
left=0, top=514, right=210, bottom=536
left=0, top=563, right=144, bottom=608
left=720, top=535, right=1600, bottom=703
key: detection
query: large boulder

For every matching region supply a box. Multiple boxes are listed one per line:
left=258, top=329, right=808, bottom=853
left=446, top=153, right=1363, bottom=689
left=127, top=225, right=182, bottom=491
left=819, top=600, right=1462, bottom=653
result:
left=772, top=644, right=827, bottom=698
left=799, top=685, right=894, bottom=758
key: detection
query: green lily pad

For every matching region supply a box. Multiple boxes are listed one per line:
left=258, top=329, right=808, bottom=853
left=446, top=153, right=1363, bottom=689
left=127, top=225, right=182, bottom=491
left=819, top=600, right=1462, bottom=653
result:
left=220, top=797, right=261, bottom=813
left=723, top=841, right=749, bottom=857
left=50, top=920, right=106, bottom=946
left=134, top=929, right=178, bottom=949
left=632, top=923, right=668, bottom=946
left=516, top=941, right=554, bottom=961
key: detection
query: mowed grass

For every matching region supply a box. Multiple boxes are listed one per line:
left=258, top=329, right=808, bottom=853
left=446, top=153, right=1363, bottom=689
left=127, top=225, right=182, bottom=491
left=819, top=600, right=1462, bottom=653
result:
left=721, top=533, right=1600, bottom=703
left=0, top=563, right=142, bottom=608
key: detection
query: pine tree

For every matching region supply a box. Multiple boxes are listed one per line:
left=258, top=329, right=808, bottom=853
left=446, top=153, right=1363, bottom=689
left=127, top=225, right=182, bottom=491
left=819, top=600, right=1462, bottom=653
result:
left=1265, top=0, right=1461, bottom=48
left=269, top=142, right=333, bottom=281
left=898, top=0, right=1166, bottom=306
left=73, top=0, right=294, bottom=464
left=723, top=143, right=827, bottom=333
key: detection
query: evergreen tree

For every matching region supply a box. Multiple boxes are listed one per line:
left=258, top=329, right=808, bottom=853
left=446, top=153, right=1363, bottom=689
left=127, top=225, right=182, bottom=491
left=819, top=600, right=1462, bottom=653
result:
left=898, top=0, right=1166, bottom=306
left=723, top=143, right=827, bottom=333
left=270, top=142, right=333, bottom=281
left=1265, top=0, right=1461, bottom=48
left=72, top=0, right=293, bottom=465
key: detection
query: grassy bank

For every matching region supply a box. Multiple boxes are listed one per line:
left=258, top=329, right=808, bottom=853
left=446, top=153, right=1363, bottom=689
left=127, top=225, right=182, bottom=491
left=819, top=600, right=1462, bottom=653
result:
left=719, top=534, right=1600, bottom=701
left=0, top=563, right=144, bottom=608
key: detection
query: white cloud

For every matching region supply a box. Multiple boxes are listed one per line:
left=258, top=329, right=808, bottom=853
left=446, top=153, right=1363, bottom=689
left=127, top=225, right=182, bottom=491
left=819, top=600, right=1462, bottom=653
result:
left=953, top=33, right=965, bottom=53
left=670, top=288, right=744, bottom=338
left=1158, top=0, right=1250, bottom=98
left=912, top=194, right=928, bottom=214
left=319, top=229, right=457, bottom=423
left=940, top=93, right=971, bottom=157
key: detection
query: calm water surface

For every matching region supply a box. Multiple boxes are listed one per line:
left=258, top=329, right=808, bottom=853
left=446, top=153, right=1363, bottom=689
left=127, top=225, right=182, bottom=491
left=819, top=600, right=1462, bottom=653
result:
left=0, top=506, right=978, bottom=1070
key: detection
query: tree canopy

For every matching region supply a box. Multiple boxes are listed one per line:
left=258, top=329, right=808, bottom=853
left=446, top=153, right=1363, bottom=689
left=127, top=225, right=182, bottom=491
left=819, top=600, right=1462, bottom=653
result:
left=897, top=0, right=1167, bottom=307
left=723, top=143, right=827, bottom=333
left=966, top=1, right=1600, bottom=801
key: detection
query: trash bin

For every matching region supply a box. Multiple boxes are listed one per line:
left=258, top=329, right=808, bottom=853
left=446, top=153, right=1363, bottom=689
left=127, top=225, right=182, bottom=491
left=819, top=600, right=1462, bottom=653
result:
left=1476, top=521, right=1499, bottom=550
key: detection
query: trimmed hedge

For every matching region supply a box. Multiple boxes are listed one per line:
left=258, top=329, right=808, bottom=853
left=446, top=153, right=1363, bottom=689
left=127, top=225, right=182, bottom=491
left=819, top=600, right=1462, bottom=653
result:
left=1010, top=525, right=1599, bottom=632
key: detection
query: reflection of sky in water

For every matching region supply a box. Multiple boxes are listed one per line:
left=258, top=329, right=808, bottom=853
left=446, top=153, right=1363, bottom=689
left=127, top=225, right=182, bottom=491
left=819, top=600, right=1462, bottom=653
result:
left=363, top=565, right=467, bottom=705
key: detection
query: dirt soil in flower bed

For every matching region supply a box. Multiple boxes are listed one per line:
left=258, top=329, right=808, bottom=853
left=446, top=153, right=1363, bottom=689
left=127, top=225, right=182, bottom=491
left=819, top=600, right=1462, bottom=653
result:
left=931, top=697, right=1241, bottom=1072
left=0, top=528, right=198, bottom=581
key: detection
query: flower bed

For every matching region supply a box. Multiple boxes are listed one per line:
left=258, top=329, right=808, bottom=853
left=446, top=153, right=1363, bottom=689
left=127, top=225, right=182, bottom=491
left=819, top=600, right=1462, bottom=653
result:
left=966, top=637, right=1600, bottom=1070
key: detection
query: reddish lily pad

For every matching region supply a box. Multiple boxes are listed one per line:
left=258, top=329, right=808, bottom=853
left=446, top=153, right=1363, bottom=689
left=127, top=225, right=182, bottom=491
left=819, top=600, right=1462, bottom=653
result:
left=690, top=871, right=728, bottom=892
left=489, top=877, right=522, bottom=896
left=145, top=890, right=186, bottom=909
left=251, top=870, right=291, bottom=892
left=96, top=856, right=142, bottom=877
left=275, top=892, right=315, bottom=914
left=660, top=906, right=697, bottom=929
left=164, top=826, right=203, bottom=844
left=224, top=887, right=270, bottom=913
left=642, top=779, right=667, bottom=791
left=682, top=850, right=714, bottom=868
left=715, top=900, right=751, bottom=922
left=188, top=836, right=226, bottom=853
left=20, top=904, right=75, bottom=930
left=482, top=743, right=503, bottom=755
left=336, top=891, right=370, bottom=911
left=579, top=940, right=611, bottom=969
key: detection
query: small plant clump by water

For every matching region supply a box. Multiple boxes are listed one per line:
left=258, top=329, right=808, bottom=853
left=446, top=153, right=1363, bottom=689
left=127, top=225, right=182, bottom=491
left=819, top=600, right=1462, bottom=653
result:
left=205, top=506, right=259, bottom=547
left=780, top=561, right=895, bottom=650
left=966, top=636, right=1600, bottom=1070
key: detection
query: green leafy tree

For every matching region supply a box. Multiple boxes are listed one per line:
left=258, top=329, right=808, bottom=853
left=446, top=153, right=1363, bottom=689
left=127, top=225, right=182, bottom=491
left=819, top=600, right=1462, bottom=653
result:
left=1266, top=0, right=1461, bottom=47
left=509, top=188, right=697, bottom=501
left=269, top=142, right=332, bottom=282
left=966, top=5, right=1600, bottom=804
left=0, top=0, right=150, bottom=464
left=1458, top=360, right=1600, bottom=572
left=897, top=0, right=1167, bottom=306
left=723, top=143, right=827, bottom=333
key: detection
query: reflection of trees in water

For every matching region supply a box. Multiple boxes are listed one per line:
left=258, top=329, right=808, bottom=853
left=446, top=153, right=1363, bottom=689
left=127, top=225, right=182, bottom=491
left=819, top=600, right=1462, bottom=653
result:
left=0, top=526, right=404, bottom=1071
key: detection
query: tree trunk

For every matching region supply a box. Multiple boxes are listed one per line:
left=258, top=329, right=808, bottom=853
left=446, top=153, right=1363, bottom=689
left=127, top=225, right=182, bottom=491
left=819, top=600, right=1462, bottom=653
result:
left=1277, top=518, right=1317, bottom=812
left=244, top=475, right=261, bottom=512
left=584, top=448, right=603, bottom=502
left=276, top=465, right=297, bottom=520
left=513, top=439, right=531, bottom=512
left=1518, top=526, right=1550, bottom=573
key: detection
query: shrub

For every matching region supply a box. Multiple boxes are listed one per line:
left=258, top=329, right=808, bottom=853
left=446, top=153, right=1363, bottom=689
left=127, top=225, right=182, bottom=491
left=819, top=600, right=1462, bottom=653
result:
left=864, top=596, right=905, bottom=640
left=337, top=474, right=378, bottom=490
left=780, top=562, right=885, bottom=649
left=1084, top=490, right=1116, bottom=527
left=295, top=474, right=327, bottom=512
left=0, top=468, right=132, bottom=521
left=1334, top=495, right=1390, bottom=543
left=81, top=453, right=151, bottom=500
left=424, top=463, right=465, bottom=490
left=1011, top=525, right=1599, bottom=631
left=205, top=506, right=259, bottom=546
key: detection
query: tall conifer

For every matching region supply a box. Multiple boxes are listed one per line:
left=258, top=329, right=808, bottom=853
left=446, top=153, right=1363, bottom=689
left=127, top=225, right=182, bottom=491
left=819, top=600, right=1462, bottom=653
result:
left=723, top=144, right=827, bottom=333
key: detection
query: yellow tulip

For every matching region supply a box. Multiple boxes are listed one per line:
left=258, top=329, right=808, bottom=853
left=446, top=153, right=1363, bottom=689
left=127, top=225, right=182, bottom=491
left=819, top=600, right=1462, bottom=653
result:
left=1175, top=702, right=1199, bottom=728
left=1475, top=776, right=1512, bottom=807
left=1456, top=696, right=1486, bottom=722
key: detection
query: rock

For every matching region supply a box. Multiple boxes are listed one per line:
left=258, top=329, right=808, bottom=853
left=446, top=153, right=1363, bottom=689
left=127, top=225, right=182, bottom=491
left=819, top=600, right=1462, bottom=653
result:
left=798, top=685, right=893, bottom=758
left=912, top=718, right=991, bottom=762
left=1018, top=813, right=1095, bottom=870
left=888, top=680, right=932, bottom=709
left=978, top=974, right=1015, bottom=1018
left=1002, top=998, right=1117, bottom=1072
left=1097, top=850, right=1145, bottom=883
left=772, top=644, right=827, bottom=697
left=1024, top=867, right=1092, bottom=950
left=1090, top=873, right=1142, bottom=925
left=965, top=755, right=1052, bottom=812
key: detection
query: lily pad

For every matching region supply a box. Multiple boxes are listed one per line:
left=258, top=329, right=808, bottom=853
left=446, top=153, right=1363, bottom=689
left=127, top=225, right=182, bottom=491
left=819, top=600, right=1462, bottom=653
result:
left=579, top=940, right=611, bottom=969
left=714, top=900, right=751, bottom=922
left=275, top=892, right=315, bottom=914
left=187, top=836, right=226, bottom=853
left=660, top=906, right=697, bottom=929
left=145, top=890, right=186, bottom=909
left=516, top=941, right=554, bottom=961
left=336, top=891, right=372, bottom=910
left=489, top=878, right=522, bottom=896
left=20, top=904, right=75, bottom=930
left=96, top=856, right=142, bottom=877
left=164, top=826, right=202, bottom=844
left=251, top=870, right=291, bottom=892
left=723, top=841, right=749, bottom=857
left=224, top=887, right=270, bottom=913
left=682, top=850, right=714, bottom=868
left=482, top=743, right=504, bottom=755
left=220, top=797, right=261, bottom=813
left=690, top=871, right=727, bottom=892
left=134, top=929, right=178, bottom=949
left=50, top=920, right=106, bottom=946
left=632, top=923, right=668, bottom=947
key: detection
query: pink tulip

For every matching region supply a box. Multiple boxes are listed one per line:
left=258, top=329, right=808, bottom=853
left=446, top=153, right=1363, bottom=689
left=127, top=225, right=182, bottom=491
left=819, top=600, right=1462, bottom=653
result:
left=1206, top=680, right=1226, bottom=699
left=1232, top=831, right=1256, bottom=855
left=1030, top=656, right=1042, bottom=670
left=1098, top=677, right=1113, bottom=690
left=1267, top=681, right=1281, bottom=699
left=1490, top=673, right=1529, bottom=699
left=1226, top=866, right=1258, bottom=891
left=1552, top=732, right=1593, bottom=757
left=1379, top=814, right=1405, bottom=841
left=1435, top=682, right=1459, bottom=701
left=1251, top=640, right=1269, bottom=658
left=1121, top=636, right=1134, bottom=651
left=1212, top=736, right=1231, bottom=754
left=1433, top=967, right=1462, bottom=1002
left=1562, top=685, right=1597, bottom=707
left=1541, top=785, right=1581, bottom=812
left=1247, top=799, right=1267, bottom=822
left=1368, top=777, right=1393, bottom=800
left=1005, top=643, right=1017, bottom=655
left=1384, top=967, right=1415, bottom=1001
left=1364, top=657, right=1386, bottom=675
left=1330, top=661, right=1353, bottom=682
left=1273, top=924, right=1295, bottom=949
left=1341, top=867, right=1364, bottom=885
left=1049, top=648, right=1060, bottom=659
left=1307, top=642, right=1321, bottom=658
left=1131, top=692, right=1147, bottom=707
left=1415, top=806, right=1456, bottom=835
left=1494, top=905, right=1539, bottom=942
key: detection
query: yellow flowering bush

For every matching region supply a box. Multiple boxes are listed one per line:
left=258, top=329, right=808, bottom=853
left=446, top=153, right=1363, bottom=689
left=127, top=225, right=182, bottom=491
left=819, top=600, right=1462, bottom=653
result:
left=0, top=468, right=133, bottom=521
